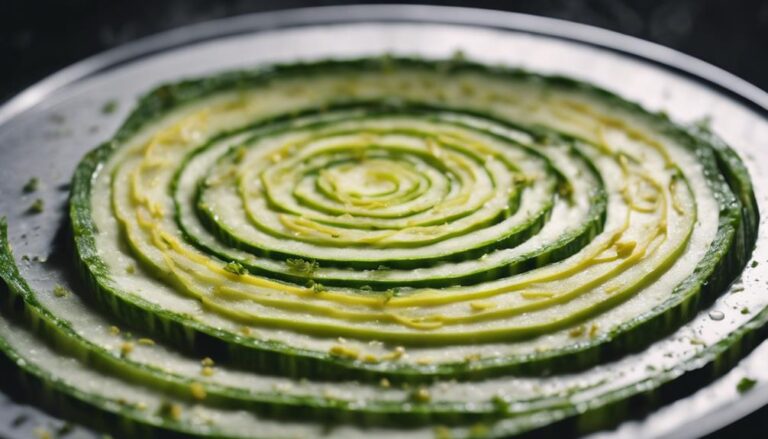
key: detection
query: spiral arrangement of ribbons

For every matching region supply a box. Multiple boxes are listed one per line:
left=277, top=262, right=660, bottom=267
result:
left=0, top=58, right=756, bottom=438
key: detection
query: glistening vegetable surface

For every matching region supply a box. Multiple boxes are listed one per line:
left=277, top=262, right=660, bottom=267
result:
left=0, top=57, right=759, bottom=438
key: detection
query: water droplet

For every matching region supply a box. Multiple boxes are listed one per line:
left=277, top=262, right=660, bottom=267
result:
left=709, top=310, right=725, bottom=321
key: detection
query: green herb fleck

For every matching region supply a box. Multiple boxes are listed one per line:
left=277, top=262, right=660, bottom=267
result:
left=53, top=284, right=69, bottom=298
left=557, top=180, right=574, bottom=203
left=751, top=260, right=759, bottom=268
left=286, top=258, right=319, bottom=275
left=101, top=99, right=118, bottom=114
left=410, top=387, right=431, bottom=403
left=27, top=198, right=44, bottom=214
left=223, top=261, right=247, bottom=275
left=22, top=177, right=39, bottom=193
left=490, top=395, right=509, bottom=413
left=741, top=307, right=750, bottom=315
left=383, top=288, right=399, bottom=304
left=157, top=401, right=182, bottom=421
left=306, top=280, right=326, bottom=294
left=737, top=377, right=757, bottom=393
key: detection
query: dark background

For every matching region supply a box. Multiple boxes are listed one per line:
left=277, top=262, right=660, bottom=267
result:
left=2, top=0, right=768, bottom=103
left=1, top=1, right=767, bottom=437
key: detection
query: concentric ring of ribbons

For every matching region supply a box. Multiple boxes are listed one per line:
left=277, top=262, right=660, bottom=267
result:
left=0, top=58, right=757, bottom=437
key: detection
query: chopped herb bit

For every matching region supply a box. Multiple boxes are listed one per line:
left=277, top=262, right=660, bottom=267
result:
left=329, top=344, right=359, bottom=360
left=387, top=346, right=406, bottom=360
left=359, top=285, right=373, bottom=292
left=190, top=382, right=207, bottom=401
left=137, top=338, right=155, bottom=346
left=201, top=357, right=215, bottom=367
left=158, top=401, right=182, bottom=421
left=379, top=378, right=391, bottom=388
left=311, top=282, right=326, bottom=294
left=52, top=284, right=68, bottom=298
left=382, top=288, right=399, bottom=303
left=411, top=387, right=431, bottom=403
left=22, top=177, right=39, bottom=193
left=286, top=258, right=319, bottom=275
left=751, top=260, right=759, bottom=268
left=491, top=395, right=509, bottom=413
left=101, top=99, right=118, bottom=115
left=741, top=307, right=750, bottom=315
left=737, top=377, right=757, bottom=393
left=201, top=366, right=215, bottom=377
left=120, top=342, right=134, bottom=357
left=27, top=198, right=44, bottom=214
left=109, top=326, right=120, bottom=335
left=223, top=261, right=247, bottom=275
left=569, top=326, right=585, bottom=338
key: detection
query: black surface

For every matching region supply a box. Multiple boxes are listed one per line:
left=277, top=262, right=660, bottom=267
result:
left=2, top=0, right=768, bottom=104
left=1, top=2, right=767, bottom=438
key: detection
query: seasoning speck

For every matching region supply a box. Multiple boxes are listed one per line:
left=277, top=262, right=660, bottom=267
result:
left=158, top=401, right=182, bottom=421
left=27, top=199, right=44, bottom=214
left=737, top=377, right=757, bottom=393
left=223, top=261, right=247, bottom=275
left=190, top=382, right=207, bottom=401
left=102, top=100, right=118, bottom=115
left=411, top=387, right=431, bottom=403
left=120, top=342, right=134, bottom=357
left=22, top=177, right=39, bottom=193
left=52, top=284, right=69, bottom=298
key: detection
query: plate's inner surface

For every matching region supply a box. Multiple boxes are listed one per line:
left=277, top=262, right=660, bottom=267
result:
left=0, top=17, right=767, bottom=439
